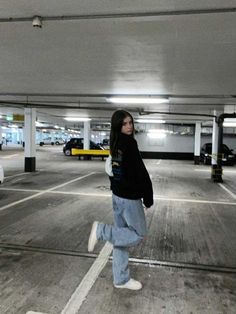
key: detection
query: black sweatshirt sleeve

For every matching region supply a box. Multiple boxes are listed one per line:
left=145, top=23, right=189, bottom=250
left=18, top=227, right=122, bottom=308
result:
left=128, top=139, right=154, bottom=208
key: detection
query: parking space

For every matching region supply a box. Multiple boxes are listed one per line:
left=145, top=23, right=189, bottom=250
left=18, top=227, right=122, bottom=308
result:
left=0, top=251, right=94, bottom=314
left=0, top=193, right=112, bottom=253
left=79, top=263, right=236, bottom=314
left=0, top=148, right=236, bottom=313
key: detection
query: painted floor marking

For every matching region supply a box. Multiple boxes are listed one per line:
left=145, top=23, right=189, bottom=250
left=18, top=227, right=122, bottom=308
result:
left=0, top=172, right=96, bottom=212
left=61, top=242, right=113, bottom=314
left=154, top=195, right=236, bottom=206
left=0, top=154, right=20, bottom=159
left=218, top=183, right=236, bottom=199
left=194, top=168, right=236, bottom=173
left=26, top=311, right=47, bottom=314
left=5, top=172, right=30, bottom=179
left=0, top=187, right=236, bottom=206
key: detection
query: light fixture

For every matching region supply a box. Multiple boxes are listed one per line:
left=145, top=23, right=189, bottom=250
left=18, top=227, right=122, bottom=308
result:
left=147, top=129, right=167, bottom=139
left=223, top=118, right=236, bottom=127
left=107, top=97, right=169, bottom=104
left=64, top=117, right=91, bottom=122
left=35, top=121, right=44, bottom=127
left=32, top=16, right=42, bottom=28
left=147, top=133, right=166, bottom=139
left=136, top=119, right=166, bottom=123
left=8, top=124, right=18, bottom=128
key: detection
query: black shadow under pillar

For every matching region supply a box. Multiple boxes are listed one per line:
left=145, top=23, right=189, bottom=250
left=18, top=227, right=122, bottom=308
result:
left=194, top=156, right=200, bottom=165
left=25, top=157, right=36, bottom=172
left=211, top=164, right=223, bottom=182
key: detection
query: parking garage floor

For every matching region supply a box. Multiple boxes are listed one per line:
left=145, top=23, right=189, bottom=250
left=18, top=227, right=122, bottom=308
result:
left=0, top=146, right=236, bottom=314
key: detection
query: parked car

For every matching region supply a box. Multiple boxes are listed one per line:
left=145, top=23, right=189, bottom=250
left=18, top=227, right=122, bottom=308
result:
left=0, top=164, right=4, bottom=183
left=39, top=137, right=65, bottom=146
left=39, top=137, right=54, bottom=146
left=200, top=143, right=235, bottom=165
left=54, top=138, right=65, bottom=145
left=63, top=138, right=104, bottom=156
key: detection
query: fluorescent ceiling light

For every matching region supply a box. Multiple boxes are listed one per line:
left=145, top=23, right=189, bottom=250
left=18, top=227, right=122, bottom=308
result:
left=148, top=129, right=166, bottom=133
left=223, top=123, right=236, bottom=127
left=136, top=119, right=165, bottom=123
left=64, top=117, right=91, bottom=122
left=35, top=121, right=44, bottom=127
left=147, top=133, right=166, bottom=139
left=223, top=118, right=236, bottom=127
left=108, top=97, right=169, bottom=104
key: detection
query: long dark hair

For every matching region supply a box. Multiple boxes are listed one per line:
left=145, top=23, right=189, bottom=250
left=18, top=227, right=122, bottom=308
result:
left=110, top=110, right=134, bottom=157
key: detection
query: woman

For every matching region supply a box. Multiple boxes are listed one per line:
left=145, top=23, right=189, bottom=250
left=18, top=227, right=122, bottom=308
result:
left=88, top=110, right=153, bottom=290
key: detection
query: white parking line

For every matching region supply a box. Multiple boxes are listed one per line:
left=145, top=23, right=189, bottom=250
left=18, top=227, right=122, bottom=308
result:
left=26, top=311, right=47, bottom=314
left=0, top=154, right=20, bottom=159
left=1, top=187, right=236, bottom=206
left=5, top=172, right=31, bottom=179
left=153, top=195, right=236, bottom=206
left=25, top=242, right=112, bottom=314
left=218, top=183, right=236, bottom=199
left=194, top=168, right=236, bottom=173
left=61, top=242, right=113, bottom=314
left=0, top=172, right=96, bottom=212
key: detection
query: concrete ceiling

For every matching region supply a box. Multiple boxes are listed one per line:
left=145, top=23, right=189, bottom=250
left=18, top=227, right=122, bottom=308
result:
left=0, top=1, right=236, bottom=127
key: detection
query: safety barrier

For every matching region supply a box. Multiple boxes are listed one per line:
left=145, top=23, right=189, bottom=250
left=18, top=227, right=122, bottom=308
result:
left=71, top=149, right=110, bottom=160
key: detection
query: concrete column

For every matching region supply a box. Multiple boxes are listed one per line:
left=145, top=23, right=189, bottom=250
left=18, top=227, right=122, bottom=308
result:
left=51, top=132, right=55, bottom=145
left=212, top=113, right=219, bottom=166
left=16, top=128, right=21, bottom=144
left=211, top=110, right=223, bottom=182
left=194, top=122, right=201, bottom=164
left=83, top=121, right=90, bottom=150
left=38, top=130, right=43, bottom=145
left=24, top=108, right=36, bottom=172
left=0, top=125, right=2, bottom=150
left=18, top=128, right=23, bottom=145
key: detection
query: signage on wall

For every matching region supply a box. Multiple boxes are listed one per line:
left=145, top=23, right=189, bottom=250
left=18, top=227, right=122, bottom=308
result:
left=13, top=114, right=24, bottom=122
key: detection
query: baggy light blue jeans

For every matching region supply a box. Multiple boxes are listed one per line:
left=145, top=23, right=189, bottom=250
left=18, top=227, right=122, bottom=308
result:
left=96, top=193, right=147, bottom=285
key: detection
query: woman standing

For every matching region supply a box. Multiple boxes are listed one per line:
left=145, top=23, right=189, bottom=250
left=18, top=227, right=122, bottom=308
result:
left=88, top=110, right=153, bottom=290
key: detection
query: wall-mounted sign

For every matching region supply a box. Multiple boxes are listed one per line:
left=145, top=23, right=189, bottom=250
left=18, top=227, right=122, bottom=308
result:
left=13, top=114, right=24, bottom=122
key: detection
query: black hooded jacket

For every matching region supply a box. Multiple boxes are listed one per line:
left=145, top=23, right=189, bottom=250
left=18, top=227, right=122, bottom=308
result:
left=110, top=133, right=153, bottom=208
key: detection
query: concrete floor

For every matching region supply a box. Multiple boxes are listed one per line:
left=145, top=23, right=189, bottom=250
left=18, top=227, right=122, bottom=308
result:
left=0, top=146, right=236, bottom=314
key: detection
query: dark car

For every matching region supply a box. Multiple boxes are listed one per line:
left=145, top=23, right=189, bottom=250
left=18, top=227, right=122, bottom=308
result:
left=200, top=143, right=235, bottom=165
left=63, top=138, right=103, bottom=156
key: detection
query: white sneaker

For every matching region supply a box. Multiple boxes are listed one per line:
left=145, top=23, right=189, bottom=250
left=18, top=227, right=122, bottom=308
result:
left=88, top=221, right=98, bottom=252
left=114, top=278, right=142, bottom=290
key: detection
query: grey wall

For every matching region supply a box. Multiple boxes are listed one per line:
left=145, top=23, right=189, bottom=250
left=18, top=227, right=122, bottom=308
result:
left=136, top=133, right=236, bottom=153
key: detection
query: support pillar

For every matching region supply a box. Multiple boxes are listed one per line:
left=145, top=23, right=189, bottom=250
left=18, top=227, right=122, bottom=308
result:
left=83, top=121, right=90, bottom=150
left=0, top=124, right=2, bottom=150
left=24, top=108, right=36, bottom=172
left=194, top=122, right=201, bottom=164
left=211, top=111, right=222, bottom=182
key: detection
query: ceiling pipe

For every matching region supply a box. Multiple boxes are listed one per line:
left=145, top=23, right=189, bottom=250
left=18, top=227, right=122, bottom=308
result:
left=1, top=7, right=236, bottom=23
left=139, top=110, right=216, bottom=119
left=0, top=100, right=216, bottom=120
left=0, top=92, right=236, bottom=98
